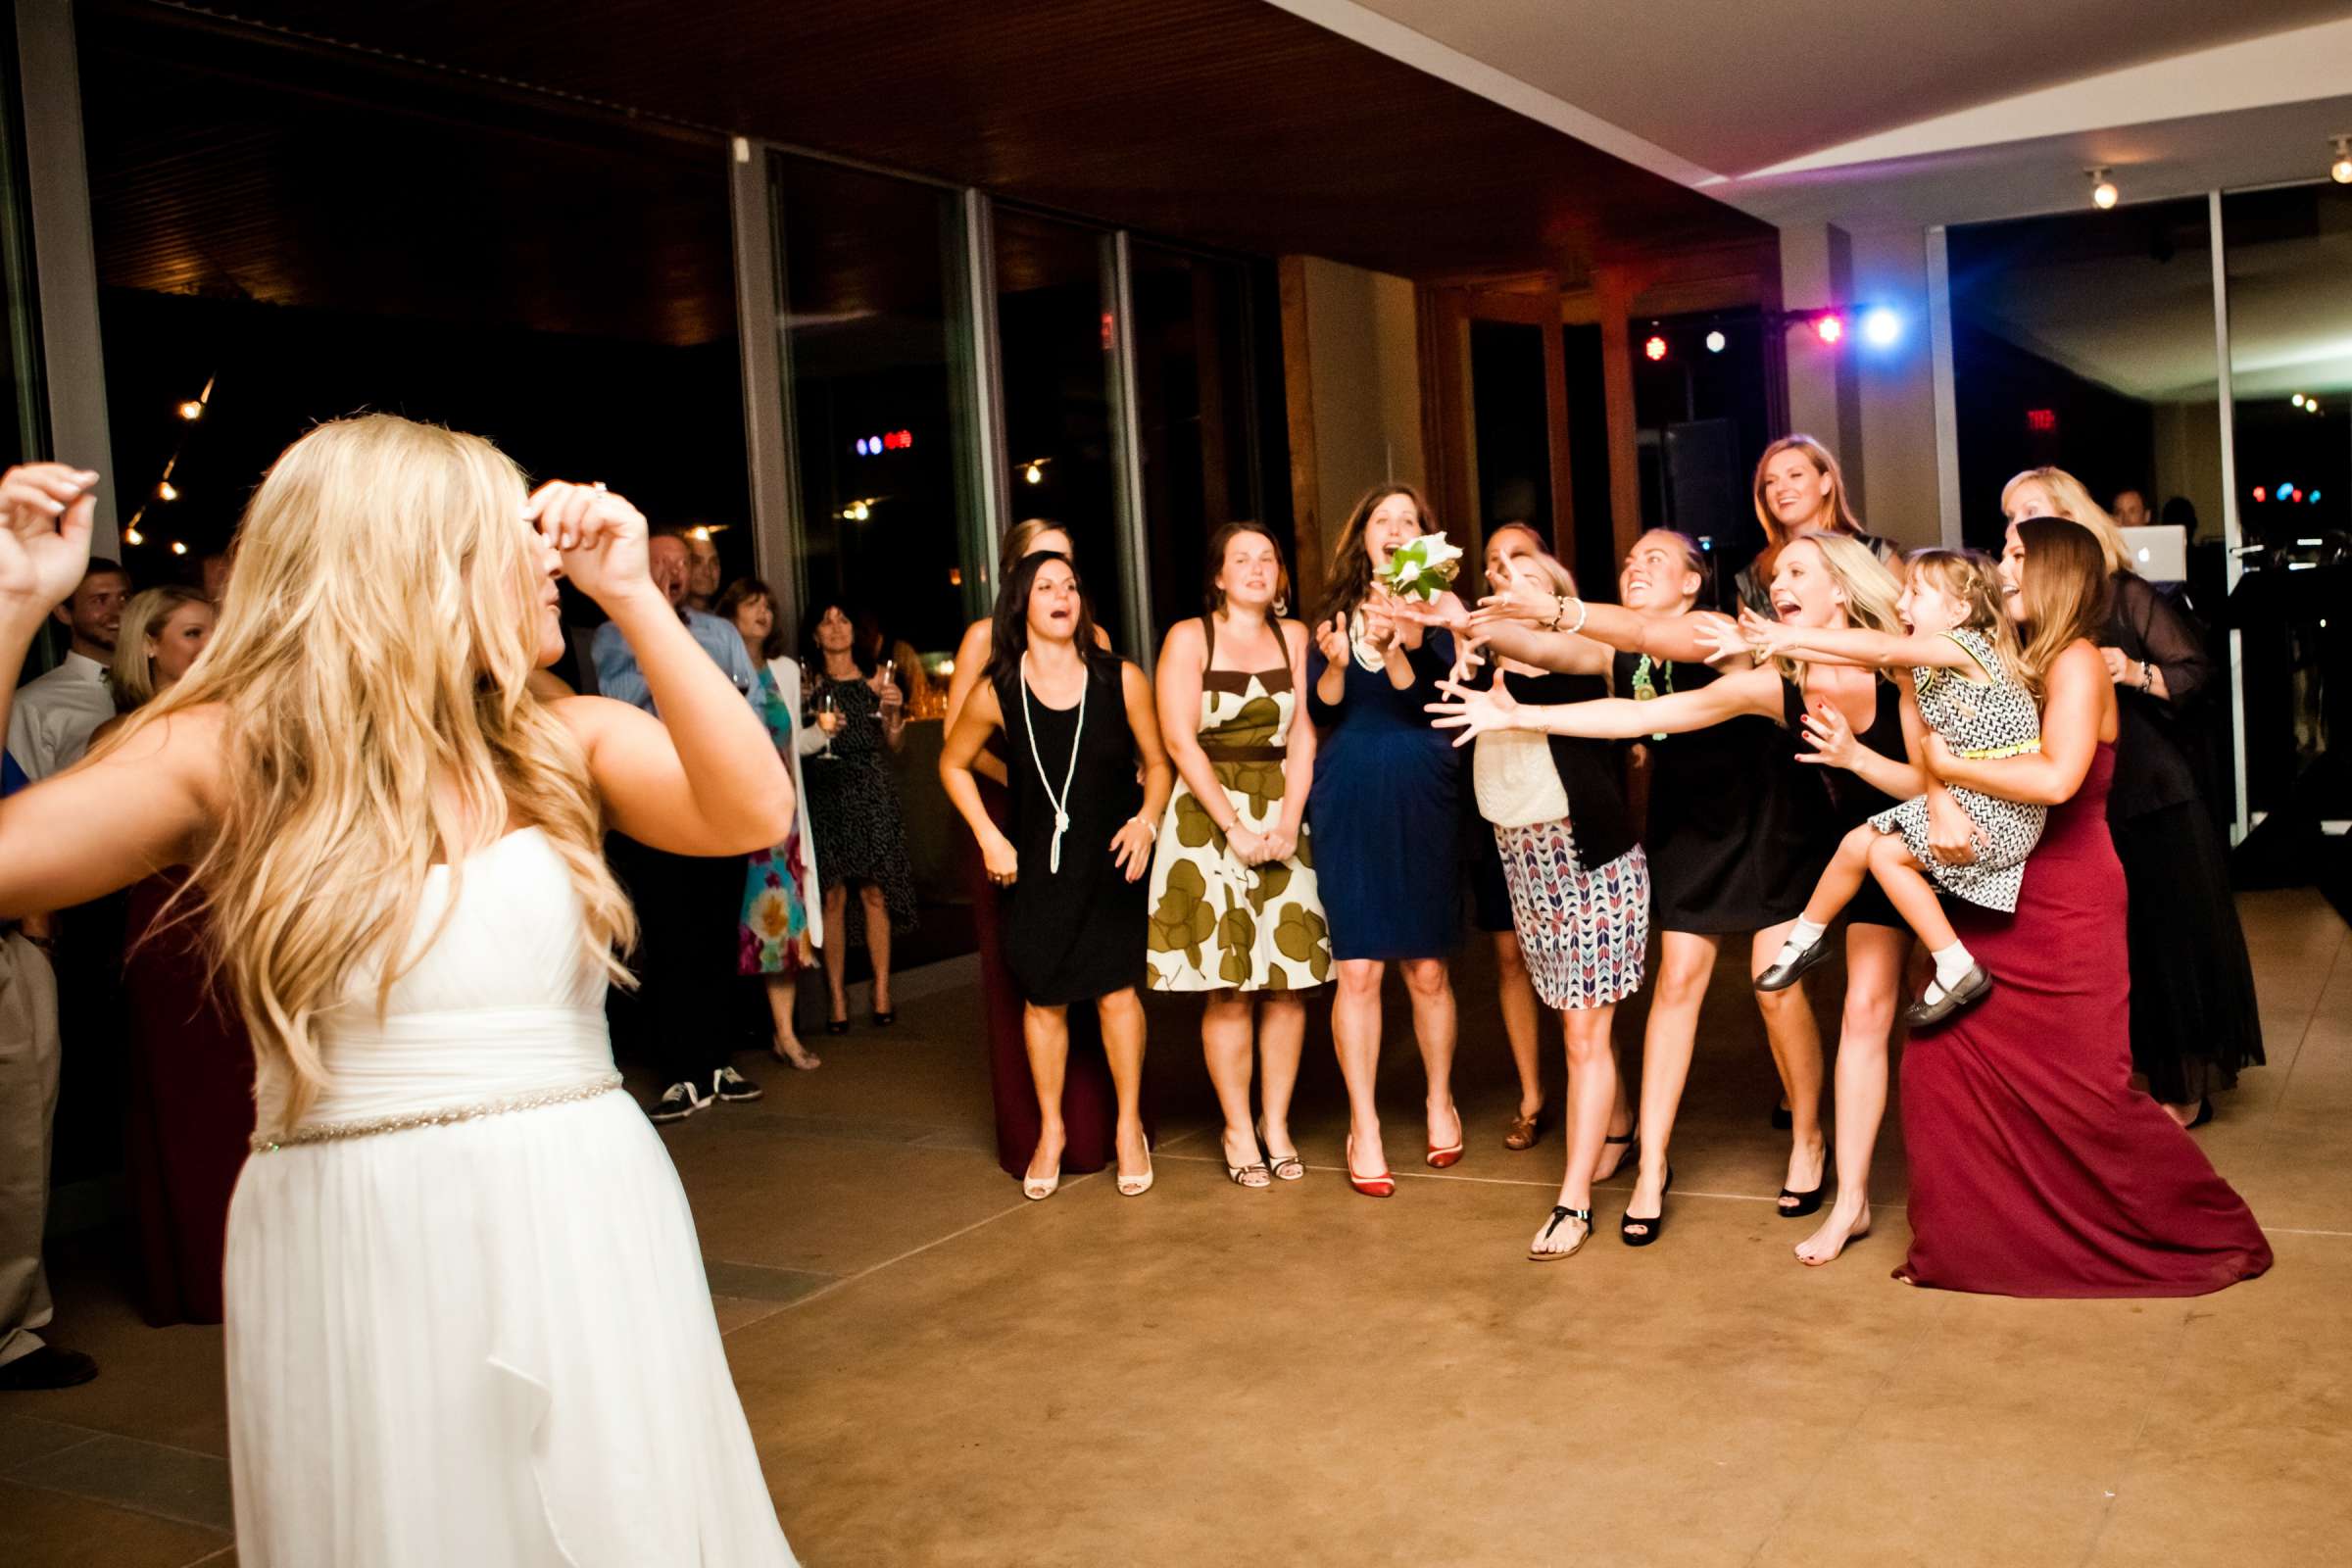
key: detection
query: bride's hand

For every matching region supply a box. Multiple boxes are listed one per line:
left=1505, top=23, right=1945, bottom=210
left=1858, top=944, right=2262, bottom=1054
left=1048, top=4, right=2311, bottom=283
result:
left=1425, top=678, right=1519, bottom=748
left=0, top=464, right=100, bottom=631
left=525, top=481, right=651, bottom=612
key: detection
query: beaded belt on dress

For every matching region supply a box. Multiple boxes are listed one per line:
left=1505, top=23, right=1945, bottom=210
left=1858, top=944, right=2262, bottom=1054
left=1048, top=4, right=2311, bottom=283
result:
left=1954, top=738, right=2042, bottom=760
left=251, top=1073, right=623, bottom=1153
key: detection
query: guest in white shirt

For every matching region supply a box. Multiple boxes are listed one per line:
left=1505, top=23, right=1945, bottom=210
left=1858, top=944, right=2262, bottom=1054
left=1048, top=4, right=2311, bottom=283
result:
left=5, top=558, right=128, bottom=780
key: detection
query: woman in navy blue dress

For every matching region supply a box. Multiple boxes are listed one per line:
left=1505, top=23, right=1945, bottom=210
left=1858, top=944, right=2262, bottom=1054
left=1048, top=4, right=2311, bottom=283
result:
left=1306, top=485, right=1467, bottom=1196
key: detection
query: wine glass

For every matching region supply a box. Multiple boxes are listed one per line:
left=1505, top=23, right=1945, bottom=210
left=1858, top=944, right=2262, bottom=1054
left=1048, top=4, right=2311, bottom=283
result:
left=815, top=686, right=842, bottom=760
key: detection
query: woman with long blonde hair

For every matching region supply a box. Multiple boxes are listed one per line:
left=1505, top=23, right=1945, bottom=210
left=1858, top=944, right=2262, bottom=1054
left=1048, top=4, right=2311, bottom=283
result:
left=0, top=421, right=799, bottom=1563
left=104, top=585, right=214, bottom=712
left=2001, top=467, right=2260, bottom=1125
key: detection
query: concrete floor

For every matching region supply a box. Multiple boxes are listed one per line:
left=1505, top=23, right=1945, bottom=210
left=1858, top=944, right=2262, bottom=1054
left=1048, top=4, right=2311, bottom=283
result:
left=3, top=887, right=2347, bottom=1567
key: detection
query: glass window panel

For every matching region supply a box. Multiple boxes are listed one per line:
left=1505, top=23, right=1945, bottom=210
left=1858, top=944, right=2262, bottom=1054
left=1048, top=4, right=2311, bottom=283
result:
left=0, top=21, right=43, bottom=473
left=1130, top=242, right=1266, bottom=638
left=773, top=152, right=978, bottom=664
left=992, top=208, right=1132, bottom=653
left=2222, top=180, right=2352, bottom=826
left=1467, top=320, right=1551, bottom=552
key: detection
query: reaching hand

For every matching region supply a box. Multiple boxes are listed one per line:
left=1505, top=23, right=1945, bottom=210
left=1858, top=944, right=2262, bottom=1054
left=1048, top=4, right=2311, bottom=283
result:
left=524, top=481, right=650, bottom=612
left=1470, top=577, right=1556, bottom=628
left=0, top=464, right=101, bottom=627
left=1357, top=595, right=1398, bottom=657
left=1794, top=702, right=1857, bottom=770
left=1110, top=817, right=1156, bottom=881
left=1425, top=678, right=1519, bottom=748
left=1691, top=612, right=1750, bottom=665
left=1447, top=636, right=1486, bottom=686
left=1314, top=613, right=1349, bottom=667
left=1393, top=594, right=1469, bottom=637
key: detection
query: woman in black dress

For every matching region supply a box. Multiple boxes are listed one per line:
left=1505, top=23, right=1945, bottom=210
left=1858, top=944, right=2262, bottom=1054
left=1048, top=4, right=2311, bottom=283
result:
left=2003, top=468, right=2263, bottom=1124
left=941, top=553, right=1174, bottom=1199
left=804, top=597, right=917, bottom=1032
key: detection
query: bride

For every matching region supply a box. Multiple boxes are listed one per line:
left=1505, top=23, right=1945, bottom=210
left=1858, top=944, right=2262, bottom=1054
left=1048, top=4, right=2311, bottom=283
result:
left=0, top=420, right=799, bottom=1564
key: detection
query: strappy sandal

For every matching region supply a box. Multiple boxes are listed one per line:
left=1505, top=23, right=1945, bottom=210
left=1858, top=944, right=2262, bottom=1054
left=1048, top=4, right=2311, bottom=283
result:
left=1530, top=1204, right=1593, bottom=1261
left=1255, top=1120, right=1304, bottom=1181
left=1503, top=1108, right=1544, bottom=1151
left=1222, top=1135, right=1271, bottom=1189
left=1593, top=1129, right=1638, bottom=1182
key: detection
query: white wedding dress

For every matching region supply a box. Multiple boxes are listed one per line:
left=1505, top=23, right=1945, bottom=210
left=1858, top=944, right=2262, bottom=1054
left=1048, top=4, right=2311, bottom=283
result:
left=222, top=827, right=795, bottom=1566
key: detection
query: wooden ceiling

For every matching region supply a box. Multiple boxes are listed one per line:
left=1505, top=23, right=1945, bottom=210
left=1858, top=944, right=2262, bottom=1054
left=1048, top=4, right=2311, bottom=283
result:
left=92, top=0, right=1765, bottom=320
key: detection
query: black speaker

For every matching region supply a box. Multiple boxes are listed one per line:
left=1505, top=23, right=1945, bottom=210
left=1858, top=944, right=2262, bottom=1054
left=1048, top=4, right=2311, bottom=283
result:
left=1662, top=418, right=1740, bottom=550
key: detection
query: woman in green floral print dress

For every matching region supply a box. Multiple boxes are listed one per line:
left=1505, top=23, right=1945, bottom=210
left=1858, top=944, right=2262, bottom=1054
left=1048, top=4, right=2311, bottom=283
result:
left=1148, top=523, right=1330, bottom=1188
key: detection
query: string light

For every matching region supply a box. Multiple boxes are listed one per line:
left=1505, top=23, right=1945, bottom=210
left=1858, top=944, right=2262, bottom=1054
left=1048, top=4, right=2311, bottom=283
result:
left=2088, top=168, right=2119, bottom=210
left=2294, top=394, right=2308, bottom=408
left=156, top=480, right=178, bottom=502
left=2332, top=136, right=2352, bottom=185
left=177, top=400, right=203, bottom=421
left=123, top=526, right=144, bottom=546
left=1023, top=461, right=1045, bottom=485
left=170, top=541, right=188, bottom=556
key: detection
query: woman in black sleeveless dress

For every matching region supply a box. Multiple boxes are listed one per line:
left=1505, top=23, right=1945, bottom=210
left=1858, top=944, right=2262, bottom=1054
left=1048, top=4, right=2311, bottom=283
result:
left=941, top=552, right=1173, bottom=1200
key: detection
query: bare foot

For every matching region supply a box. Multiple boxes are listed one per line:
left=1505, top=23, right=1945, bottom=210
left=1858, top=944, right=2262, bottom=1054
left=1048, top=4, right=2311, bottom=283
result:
left=1794, top=1200, right=1872, bottom=1266
left=1778, top=1135, right=1827, bottom=1213
left=771, top=1035, right=821, bottom=1071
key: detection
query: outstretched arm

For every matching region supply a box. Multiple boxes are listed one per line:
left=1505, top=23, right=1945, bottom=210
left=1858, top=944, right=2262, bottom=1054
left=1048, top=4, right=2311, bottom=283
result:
left=1735, top=612, right=1981, bottom=674
left=1428, top=662, right=1779, bottom=746
left=1925, top=642, right=2108, bottom=806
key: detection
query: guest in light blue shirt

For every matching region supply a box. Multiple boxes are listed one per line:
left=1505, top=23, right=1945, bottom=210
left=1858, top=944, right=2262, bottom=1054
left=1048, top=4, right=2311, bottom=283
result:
left=591, top=530, right=757, bottom=713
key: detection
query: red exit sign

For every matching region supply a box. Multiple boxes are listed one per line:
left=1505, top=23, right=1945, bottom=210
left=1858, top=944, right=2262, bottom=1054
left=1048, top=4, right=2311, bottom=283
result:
left=2026, top=408, right=2058, bottom=432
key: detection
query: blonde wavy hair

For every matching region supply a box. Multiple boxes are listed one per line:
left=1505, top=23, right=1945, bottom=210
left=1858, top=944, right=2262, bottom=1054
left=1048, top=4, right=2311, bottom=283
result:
left=1771, top=533, right=1905, bottom=684
left=107, top=585, right=212, bottom=710
left=1752, top=434, right=1866, bottom=549
left=2001, top=466, right=2132, bottom=576
left=1901, top=547, right=2029, bottom=691
left=108, top=415, right=636, bottom=1132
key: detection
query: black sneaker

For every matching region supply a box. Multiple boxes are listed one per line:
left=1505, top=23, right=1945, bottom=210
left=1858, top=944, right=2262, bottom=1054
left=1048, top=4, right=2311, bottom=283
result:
left=650, top=1079, right=710, bottom=1123
left=711, top=1065, right=763, bottom=1103
left=0, top=1347, right=99, bottom=1391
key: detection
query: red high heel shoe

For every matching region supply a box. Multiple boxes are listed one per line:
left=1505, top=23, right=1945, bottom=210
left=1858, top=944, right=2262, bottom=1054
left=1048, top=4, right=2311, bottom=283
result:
left=1425, top=1104, right=1464, bottom=1169
left=1346, top=1133, right=1396, bottom=1198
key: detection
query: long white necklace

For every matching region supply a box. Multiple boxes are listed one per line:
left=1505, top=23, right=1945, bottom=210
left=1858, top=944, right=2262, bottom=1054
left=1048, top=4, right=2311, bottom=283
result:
left=1019, top=651, right=1086, bottom=875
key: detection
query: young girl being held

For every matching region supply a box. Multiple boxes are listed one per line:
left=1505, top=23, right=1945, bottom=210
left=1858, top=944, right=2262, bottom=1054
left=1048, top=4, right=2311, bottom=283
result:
left=1729, top=549, right=2043, bottom=1027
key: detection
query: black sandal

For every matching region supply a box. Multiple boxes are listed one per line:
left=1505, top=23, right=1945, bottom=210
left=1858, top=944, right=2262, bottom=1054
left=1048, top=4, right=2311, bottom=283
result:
left=1596, top=1130, right=1638, bottom=1182
left=825, top=1015, right=851, bottom=1036
left=870, top=1009, right=896, bottom=1028
left=1620, top=1165, right=1673, bottom=1248
left=1530, top=1205, right=1593, bottom=1261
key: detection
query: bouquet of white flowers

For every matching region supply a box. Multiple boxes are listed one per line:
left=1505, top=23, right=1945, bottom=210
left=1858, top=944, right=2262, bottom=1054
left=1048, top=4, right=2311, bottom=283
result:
left=1377, top=531, right=1464, bottom=602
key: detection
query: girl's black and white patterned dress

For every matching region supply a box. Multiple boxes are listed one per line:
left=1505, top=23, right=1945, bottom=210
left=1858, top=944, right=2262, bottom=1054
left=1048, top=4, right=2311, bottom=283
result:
left=1868, top=627, right=2044, bottom=913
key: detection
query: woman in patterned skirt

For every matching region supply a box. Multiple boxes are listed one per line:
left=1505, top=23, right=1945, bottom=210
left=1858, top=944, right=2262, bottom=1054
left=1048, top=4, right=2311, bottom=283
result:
left=803, top=598, right=917, bottom=1033
left=1148, top=522, right=1329, bottom=1188
left=1451, top=529, right=1648, bottom=1259
left=718, top=578, right=826, bottom=1069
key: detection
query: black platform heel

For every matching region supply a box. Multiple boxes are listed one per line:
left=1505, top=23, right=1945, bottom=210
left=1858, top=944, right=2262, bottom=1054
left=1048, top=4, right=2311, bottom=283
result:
left=1620, top=1164, right=1673, bottom=1248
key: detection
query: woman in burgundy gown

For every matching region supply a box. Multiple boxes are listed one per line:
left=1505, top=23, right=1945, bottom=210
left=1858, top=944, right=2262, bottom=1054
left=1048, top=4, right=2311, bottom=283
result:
left=1898, top=518, right=2269, bottom=1297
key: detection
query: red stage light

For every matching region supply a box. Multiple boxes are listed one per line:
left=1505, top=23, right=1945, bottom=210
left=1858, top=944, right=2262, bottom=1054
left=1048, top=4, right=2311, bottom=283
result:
left=2026, top=408, right=2057, bottom=432
left=1643, top=335, right=1668, bottom=362
left=1814, top=315, right=1844, bottom=344
left=2253, top=486, right=2268, bottom=503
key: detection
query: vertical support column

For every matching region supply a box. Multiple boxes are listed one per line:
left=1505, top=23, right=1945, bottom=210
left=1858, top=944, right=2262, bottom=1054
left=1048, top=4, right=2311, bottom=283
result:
left=1927, top=225, right=1963, bottom=549
left=1276, top=255, right=1323, bottom=609
left=1540, top=298, right=1576, bottom=564
left=1781, top=221, right=1862, bottom=502
left=2209, top=188, right=2249, bottom=846
left=16, top=0, right=114, bottom=550
left=958, top=188, right=1006, bottom=612
left=1104, top=229, right=1153, bottom=659
left=1595, top=267, right=1642, bottom=563
left=728, top=136, right=800, bottom=629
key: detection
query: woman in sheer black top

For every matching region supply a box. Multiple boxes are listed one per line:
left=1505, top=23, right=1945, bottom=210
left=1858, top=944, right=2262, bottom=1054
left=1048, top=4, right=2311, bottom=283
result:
left=2004, top=468, right=2262, bottom=1124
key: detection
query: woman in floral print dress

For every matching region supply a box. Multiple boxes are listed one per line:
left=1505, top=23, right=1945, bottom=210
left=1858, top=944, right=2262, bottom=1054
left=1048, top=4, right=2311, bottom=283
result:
left=1148, top=523, right=1330, bottom=1188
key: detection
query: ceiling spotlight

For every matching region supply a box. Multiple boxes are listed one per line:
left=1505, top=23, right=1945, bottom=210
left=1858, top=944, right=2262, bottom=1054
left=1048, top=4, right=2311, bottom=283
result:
left=2293, top=394, right=2308, bottom=408
left=2332, top=136, right=2352, bottom=185
left=1861, top=307, right=1901, bottom=347
left=1024, top=462, right=1044, bottom=485
left=1643, top=334, right=1669, bottom=362
left=2087, top=168, right=2119, bottom=209
left=1704, top=329, right=1727, bottom=354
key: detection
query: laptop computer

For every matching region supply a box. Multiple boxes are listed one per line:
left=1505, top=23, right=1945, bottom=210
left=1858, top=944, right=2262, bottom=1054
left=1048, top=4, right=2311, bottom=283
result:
left=2122, top=524, right=2188, bottom=583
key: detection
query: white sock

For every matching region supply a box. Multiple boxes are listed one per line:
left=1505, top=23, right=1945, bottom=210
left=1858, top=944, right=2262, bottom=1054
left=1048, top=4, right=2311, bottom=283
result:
left=1777, top=916, right=1827, bottom=963
left=1930, top=941, right=1975, bottom=991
